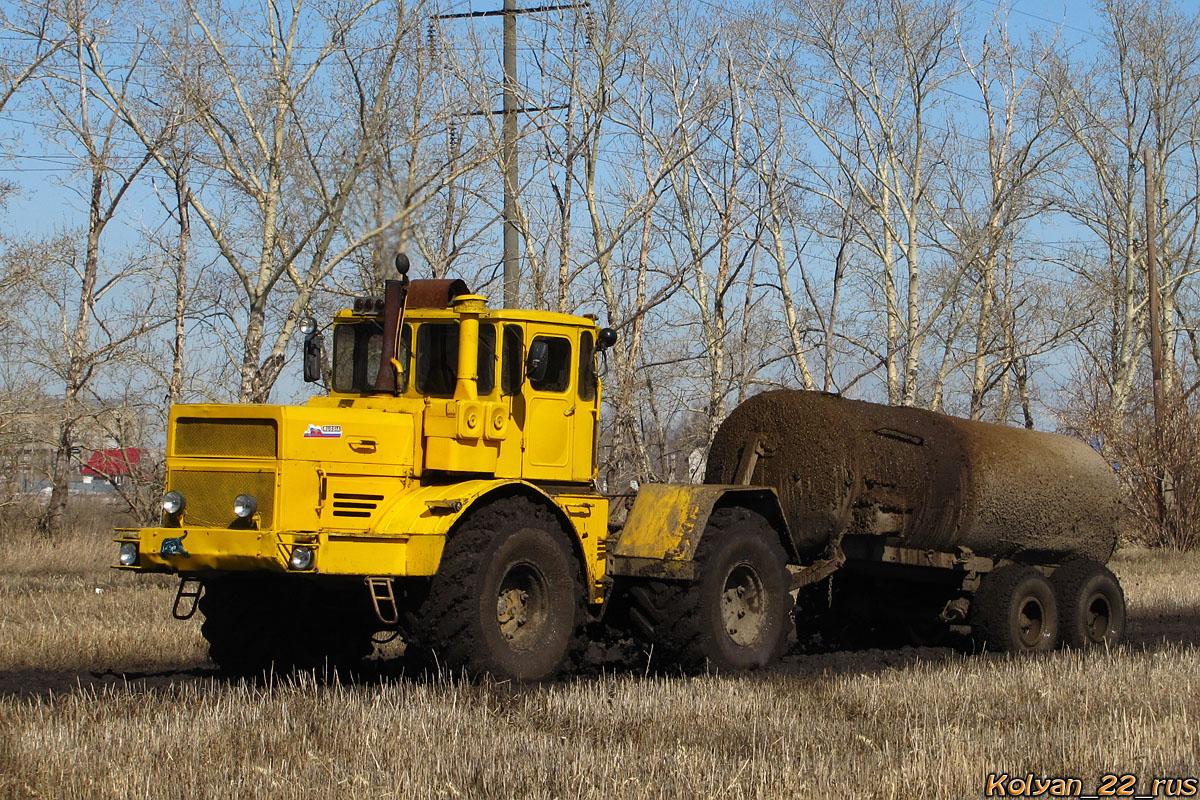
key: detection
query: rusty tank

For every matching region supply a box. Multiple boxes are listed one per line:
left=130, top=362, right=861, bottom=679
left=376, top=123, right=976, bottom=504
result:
left=705, top=390, right=1121, bottom=564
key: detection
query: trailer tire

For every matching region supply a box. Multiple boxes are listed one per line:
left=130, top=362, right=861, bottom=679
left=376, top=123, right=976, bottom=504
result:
left=631, top=507, right=792, bottom=672
left=411, top=496, right=583, bottom=682
left=970, top=564, right=1059, bottom=654
left=1052, top=559, right=1125, bottom=649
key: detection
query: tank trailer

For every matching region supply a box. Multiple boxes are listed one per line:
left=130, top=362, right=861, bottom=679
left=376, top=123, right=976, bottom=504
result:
left=115, top=259, right=1127, bottom=679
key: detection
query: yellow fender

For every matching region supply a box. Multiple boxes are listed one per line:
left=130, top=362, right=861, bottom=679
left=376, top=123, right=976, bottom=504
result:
left=355, top=480, right=597, bottom=589
left=371, top=478, right=545, bottom=538
left=610, top=484, right=794, bottom=581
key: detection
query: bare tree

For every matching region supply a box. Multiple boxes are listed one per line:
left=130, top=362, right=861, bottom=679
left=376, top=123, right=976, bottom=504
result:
left=1047, top=0, right=1200, bottom=416
left=89, top=0, right=495, bottom=402
left=15, top=6, right=162, bottom=532
left=768, top=0, right=966, bottom=406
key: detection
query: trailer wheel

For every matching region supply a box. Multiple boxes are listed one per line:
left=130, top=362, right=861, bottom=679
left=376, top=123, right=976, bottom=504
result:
left=631, top=507, right=791, bottom=672
left=970, top=564, right=1059, bottom=654
left=1052, top=559, right=1125, bottom=649
left=411, top=496, right=583, bottom=682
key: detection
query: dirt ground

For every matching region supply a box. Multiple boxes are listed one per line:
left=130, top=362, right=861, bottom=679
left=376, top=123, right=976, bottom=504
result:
left=0, top=542, right=1196, bottom=697
left=2, top=521, right=1199, bottom=799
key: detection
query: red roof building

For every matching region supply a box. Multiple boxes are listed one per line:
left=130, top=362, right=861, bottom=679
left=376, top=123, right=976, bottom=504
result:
left=82, top=448, right=147, bottom=479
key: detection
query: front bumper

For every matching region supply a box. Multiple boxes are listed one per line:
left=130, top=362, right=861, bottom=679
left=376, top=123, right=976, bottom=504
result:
left=113, top=527, right=446, bottom=577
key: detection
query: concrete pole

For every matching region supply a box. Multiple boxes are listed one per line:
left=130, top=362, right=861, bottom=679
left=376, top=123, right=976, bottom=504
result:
left=502, top=0, right=519, bottom=307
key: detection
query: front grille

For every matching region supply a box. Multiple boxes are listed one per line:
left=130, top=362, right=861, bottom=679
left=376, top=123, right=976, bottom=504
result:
left=174, top=418, right=277, bottom=458
left=170, top=470, right=276, bottom=528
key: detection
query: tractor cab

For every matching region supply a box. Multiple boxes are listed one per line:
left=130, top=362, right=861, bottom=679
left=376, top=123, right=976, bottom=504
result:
left=304, top=271, right=614, bottom=484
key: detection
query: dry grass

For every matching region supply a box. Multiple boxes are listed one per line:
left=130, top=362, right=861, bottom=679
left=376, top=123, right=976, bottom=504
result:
left=1, top=521, right=1199, bottom=799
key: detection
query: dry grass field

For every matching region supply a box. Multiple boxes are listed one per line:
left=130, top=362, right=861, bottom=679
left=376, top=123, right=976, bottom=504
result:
left=1, top=511, right=1198, bottom=799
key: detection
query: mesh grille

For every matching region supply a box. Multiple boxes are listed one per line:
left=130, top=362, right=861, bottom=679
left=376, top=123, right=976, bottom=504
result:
left=174, top=418, right=277, bottom=458
left=171, top=470, right=276, bottom=528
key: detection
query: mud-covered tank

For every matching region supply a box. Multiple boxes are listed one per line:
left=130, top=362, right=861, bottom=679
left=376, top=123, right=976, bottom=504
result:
left=705, top=390, right=1121, bottom=564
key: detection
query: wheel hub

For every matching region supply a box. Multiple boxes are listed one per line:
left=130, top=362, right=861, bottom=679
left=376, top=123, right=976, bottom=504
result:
left=1016, top=597, right=1046, bottom=648
left=1084, top=594, right=1112, bottom=643
left=721, top=562, right=767, bottom=646
left=496, top=562, right=548, bottom=648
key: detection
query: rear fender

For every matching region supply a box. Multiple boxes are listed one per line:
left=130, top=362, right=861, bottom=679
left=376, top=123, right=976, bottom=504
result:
left=609, top=484, right=795, bottom=580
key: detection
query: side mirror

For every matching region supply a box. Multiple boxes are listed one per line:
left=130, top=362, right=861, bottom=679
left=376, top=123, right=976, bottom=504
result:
left=526, top=340, right=549, bottom=383
left=303, top=331, right=323, bottom=383
left=596, top=327, right=618, bottom=351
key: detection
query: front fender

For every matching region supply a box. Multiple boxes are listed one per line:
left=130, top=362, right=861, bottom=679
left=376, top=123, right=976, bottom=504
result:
left=372, top=479, right=554, bottom=537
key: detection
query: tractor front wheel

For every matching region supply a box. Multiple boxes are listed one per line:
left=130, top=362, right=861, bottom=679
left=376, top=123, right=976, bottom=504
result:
left=410, top=496, right=583, bottom=682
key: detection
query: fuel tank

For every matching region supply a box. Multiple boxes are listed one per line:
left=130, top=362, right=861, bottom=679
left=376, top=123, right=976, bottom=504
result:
left=705, top=390, right=1121, bottom=564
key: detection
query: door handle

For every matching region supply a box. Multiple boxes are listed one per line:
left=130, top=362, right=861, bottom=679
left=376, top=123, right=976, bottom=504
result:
left=348, top=438, right=377, bottom=453
left=563, top=406, right=576, bottom=417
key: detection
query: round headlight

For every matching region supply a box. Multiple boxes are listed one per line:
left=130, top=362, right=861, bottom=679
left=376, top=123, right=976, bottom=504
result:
left=289, top=546, right=314, bottom=571
left=118, top=542, right=139, bottom=566
left=233, top=494, right=258, bottom=519
left=162, top=490, right=185, bottom=515
left=299, top=316, right=318, bottom=336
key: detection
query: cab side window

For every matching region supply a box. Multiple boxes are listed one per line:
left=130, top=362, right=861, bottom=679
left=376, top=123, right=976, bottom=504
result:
left=578, top=331, right=596, bottom=402
left=502, top=325, right=524, bottom=395
left=478, top=323, right=497, bottom=395
left=529, top=336, right=572, bottom=393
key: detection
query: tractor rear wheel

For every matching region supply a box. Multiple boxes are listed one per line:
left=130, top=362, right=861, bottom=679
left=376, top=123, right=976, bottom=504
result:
left=970, top=564, right=1059, bottom=654
left=410, top=496, right=583, bottom=682
left=627, top=507, right=792, bottom=672
left=1052, top=559, right=1126, bottom=649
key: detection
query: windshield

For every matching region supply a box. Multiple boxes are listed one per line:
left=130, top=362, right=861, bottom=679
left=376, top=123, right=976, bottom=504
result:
left=414, top=322, right=497, bottom=397
left=332, top=321, right=410, bottom=393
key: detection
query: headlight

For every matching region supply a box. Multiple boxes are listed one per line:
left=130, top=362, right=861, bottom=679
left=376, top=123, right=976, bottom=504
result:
left=299, top=316, right=318, bottom=336
left=161, top=490, right=185, bottom=515
left=118, top=542, right=138, bottom=566
left=289, top=546, right=314, bottom=571
left=233, top=494, right=258, bottom=518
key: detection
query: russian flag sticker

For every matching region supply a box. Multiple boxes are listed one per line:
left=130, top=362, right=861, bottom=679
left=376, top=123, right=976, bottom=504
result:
left=303, top=424, right=342, bottom=439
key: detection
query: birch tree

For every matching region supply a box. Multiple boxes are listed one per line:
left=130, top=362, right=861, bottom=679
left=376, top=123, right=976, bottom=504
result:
left=90, top=0, right=493, bottom=402
left=1047, top=0, right=1200, bottom=415
left=770, top=0, right=964, bottom=406
left=21, top=8, right=160, bottom=532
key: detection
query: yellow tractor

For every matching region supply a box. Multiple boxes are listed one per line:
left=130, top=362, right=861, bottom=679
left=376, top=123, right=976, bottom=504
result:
left=115, top=257, right=798, bottom=680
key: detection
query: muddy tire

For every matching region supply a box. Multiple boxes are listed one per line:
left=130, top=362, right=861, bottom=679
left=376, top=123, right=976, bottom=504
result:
left=200, top=575, right=375, bottom=677
left=410, top=496, right=583, bottom=682
left=970, top=564, right=1059, bottom=654
left=1052, top=559, right=1125, bottom=649
left=627, top=507, right=792, bottom=672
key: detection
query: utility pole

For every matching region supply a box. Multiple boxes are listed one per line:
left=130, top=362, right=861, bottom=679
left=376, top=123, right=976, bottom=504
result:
left=502, top=0, right=519, bottom=308
left=436, top=2, right=587, bottom=307
left=1145, top=147, right=1165, bottom=433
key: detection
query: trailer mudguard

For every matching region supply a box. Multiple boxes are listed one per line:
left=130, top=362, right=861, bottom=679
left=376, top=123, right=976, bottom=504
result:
left=610, top=484, right=794, bottom=580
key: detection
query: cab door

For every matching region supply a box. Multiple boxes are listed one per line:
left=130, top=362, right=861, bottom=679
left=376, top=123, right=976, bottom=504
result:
left=572, top=330, right=599, bottom=482
left=522, top=333, right=575, bottom=479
